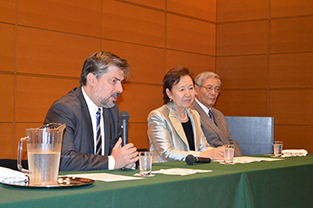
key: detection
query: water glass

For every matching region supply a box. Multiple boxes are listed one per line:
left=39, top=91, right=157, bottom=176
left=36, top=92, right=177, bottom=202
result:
left=139, top=152, right=152, bottom=176
left=273, top=141, right=283, bottom=157
left=223, top=144, right=235, bottom=164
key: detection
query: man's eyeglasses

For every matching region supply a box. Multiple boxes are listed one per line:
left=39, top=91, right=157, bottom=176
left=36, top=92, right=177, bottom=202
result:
left=199, top=85, right=220, bottom=93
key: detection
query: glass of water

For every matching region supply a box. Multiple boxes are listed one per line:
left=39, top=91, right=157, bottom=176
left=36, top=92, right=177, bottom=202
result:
left=273, top=141, right=283, bottom=157
left=139, top=152, right=152, bottom=176
left=223, top=144, right=235, bottom=164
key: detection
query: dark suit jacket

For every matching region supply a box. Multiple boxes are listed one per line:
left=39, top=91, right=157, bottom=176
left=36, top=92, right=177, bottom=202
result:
left=44, top=87, right=121, bottom=171
left=191, top=101, right=242, bottom=156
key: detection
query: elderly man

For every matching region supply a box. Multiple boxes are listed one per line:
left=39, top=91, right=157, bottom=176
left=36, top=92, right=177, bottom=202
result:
left=191, top=72, right=242, bottom=156
left=44, top=51, right=138, bottom=171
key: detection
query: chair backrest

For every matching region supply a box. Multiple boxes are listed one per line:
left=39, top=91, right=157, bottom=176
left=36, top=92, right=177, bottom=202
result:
left=0, top=159, right=28, bottom=171
left=225, top=116, right=274, bottom=156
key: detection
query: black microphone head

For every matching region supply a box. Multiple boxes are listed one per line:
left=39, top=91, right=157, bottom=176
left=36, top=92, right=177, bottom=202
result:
left=119, top=111, right=130, bottom=121
left=185, top=154, right=195, bottom=165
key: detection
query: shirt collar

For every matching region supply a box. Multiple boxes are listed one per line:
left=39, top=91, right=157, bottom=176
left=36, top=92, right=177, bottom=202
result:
left=195, top=98, right=212, bottom=115
left=81, top=86, right=100, bottom=116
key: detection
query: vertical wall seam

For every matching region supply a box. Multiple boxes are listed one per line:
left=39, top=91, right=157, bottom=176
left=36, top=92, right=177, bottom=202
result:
left=215, top=0, right=218, bottom=73
left=13, top=0, right=19, bottom=158
left=164, top=0, right=167, bottom=74
left=100, top=0, right=103, bottom=50
left=267, top=0, right=271, bottom=116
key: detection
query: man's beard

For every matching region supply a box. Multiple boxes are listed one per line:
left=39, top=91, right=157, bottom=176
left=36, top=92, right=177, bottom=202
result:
left=98, top=93, right=120, bottom=108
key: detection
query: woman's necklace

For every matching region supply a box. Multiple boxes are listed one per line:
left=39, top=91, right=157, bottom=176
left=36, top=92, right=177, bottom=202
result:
left=179, top=112, right=188, bottom=122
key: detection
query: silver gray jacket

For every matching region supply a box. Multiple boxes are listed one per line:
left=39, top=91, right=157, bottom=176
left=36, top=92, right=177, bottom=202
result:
left=148, top=102, right=212, bottom=163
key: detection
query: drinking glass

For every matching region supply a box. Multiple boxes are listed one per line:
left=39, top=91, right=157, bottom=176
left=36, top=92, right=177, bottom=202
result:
left=273, top=141, right=283, bottom=157
left=139, top=152, right=152, bottom=176
left=223, top=144, right=235, bottom=164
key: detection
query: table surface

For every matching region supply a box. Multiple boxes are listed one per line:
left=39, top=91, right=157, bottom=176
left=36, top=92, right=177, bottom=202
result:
left=1, top=155, right=313, bottom=208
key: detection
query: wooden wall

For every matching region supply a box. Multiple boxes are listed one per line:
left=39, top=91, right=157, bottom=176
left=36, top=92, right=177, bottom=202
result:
left=215, top=0, right=313, bottom=153
left=0, top=0, right=216, bottom=159
left=1, top=0, right=312, bottom=160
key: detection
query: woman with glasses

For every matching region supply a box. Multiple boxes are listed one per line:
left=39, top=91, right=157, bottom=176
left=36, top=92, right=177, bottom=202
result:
left=148, top=66, right=224, bottom=163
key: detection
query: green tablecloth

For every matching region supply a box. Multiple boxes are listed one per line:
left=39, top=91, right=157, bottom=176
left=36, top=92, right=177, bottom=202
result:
left=1, top=155, right=312, bottom=208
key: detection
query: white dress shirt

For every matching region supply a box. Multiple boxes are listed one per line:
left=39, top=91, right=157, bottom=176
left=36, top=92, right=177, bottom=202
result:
left=195, top=98, right=212, bottom=115
left=81, top=87, right=115, bottom=170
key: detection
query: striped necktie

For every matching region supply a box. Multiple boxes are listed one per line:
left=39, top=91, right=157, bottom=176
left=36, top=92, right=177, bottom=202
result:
left=96, top=108, right=102, bottom=155
left=208, top=110, right=216, bottom=126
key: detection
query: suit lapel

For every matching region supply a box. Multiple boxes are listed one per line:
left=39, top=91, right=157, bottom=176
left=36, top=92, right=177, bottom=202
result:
left=102, top=108, right=111, bottom=156
left=192, top=101, right=224, bottom=141
left=211, top=108, right=229, bottom=144
left=77, top=87, right=94, bottom=152
left=167, top=104, right=189, bottom=147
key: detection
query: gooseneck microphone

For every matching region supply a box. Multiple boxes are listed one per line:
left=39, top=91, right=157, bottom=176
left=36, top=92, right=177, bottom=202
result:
left=118, top=111, right=130, bottom=146
left=185, top=154, right=211, bottom=165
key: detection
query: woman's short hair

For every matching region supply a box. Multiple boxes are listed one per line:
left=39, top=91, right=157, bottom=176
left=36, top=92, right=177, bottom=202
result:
left=79, top=51, right=130, bottom=86
left=162, top=66, right=194, bottom=103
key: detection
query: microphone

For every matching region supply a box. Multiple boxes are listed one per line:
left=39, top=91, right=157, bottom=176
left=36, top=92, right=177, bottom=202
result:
left=185, top=154, right=211, bottom=165
left=119, top=111, right=130, bottom=146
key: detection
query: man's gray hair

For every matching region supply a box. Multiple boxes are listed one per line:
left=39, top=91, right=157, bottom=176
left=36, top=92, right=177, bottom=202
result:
left=195, top=71, right=221, bottom=86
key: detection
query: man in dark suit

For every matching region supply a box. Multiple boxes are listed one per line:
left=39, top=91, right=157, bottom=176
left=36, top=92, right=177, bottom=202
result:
left=44, top=51, right=138, bottom=171
left=191, top=72, right=242, bottom=156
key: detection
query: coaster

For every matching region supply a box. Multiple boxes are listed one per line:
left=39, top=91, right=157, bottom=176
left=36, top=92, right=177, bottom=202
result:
left=219, top=161, right=235, bottom=165
left=133, top=173, right=155, bottom=177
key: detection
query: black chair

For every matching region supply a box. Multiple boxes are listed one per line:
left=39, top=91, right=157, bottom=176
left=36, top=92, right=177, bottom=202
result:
left=137, top=148, right=148, bottom=152
left=225, top=116, right=274, bottom=156
left=0, top=159, right=28, bottom=171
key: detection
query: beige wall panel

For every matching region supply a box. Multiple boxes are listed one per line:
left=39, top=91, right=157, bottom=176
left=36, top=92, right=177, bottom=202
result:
left=0, top=23, right=15, bottom=72
left=216, top=55, right=268, bottom=89
left=270, top=90, right=313, bottom=125
left=0, top=123, right=14, bottom=159
left=167, top=14, right=215, bottom=55
left=128, top=123, right=149, bottom=150
left=167, top=0, right=216, bottom=22
left=0, top=74, right=14, bottom=122
left=275, top=125, right=313, bottom=154
left=102, top=40, right=165, bottom=84
left=165, top=50, right=215, bottom=75
left=17, top=27, right=100, bottom=77
left=0, top=1, right=15, bottom=24
left=271, top=0, right=313, bottom=18
left=215, top=90, right=268, bottom=116
left=16, top=76, right=79, bottom=122
left=270, top=53, right=313, bottom=88
left=18, top=0, right=101, bottom=37
left=102, top=0, right=165, bottom=47
left=117, top=84, right=163, bottom=123
left=271, top=17, right=313, bottom=53
left=217, top=0, right=268, bottom=22
left=122, top=0, right=165, bottom=9
left=16, top=123, right=43, bottom=160
left=217, top=21, right=268, bottom=56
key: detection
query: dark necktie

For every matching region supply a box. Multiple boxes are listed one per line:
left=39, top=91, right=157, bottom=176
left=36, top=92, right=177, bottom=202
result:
left=208, top=110, right=217, bottom=126
left=96, top=108, right=102, bottom=155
